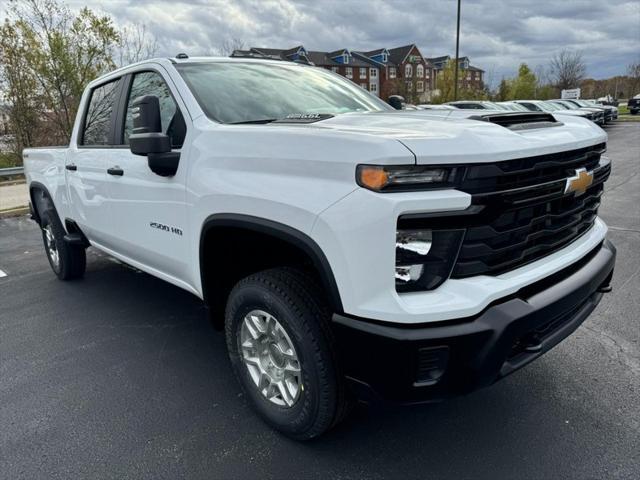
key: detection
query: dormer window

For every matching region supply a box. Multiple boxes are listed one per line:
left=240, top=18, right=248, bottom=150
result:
left=382, top=54, right=387, bottom=62
left=343, top=54, right=350, bottom=64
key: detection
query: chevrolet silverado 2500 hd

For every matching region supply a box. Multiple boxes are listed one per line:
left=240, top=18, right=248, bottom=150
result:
left=24, top=56, right=615, bottom=440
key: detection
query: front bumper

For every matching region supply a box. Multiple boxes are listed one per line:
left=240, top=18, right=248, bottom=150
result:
left=332, top=239, right=615, bottom=404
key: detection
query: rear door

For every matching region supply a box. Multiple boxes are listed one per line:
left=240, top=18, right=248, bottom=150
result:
left=65, top=78, right=120, bottom=246
left=103, top=68, right=191, bottom=284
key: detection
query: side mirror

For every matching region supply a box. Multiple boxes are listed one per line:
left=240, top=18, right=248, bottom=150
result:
left=388, top=95, right=405, bottom=110
left=128, top=95, right=180, bottom=177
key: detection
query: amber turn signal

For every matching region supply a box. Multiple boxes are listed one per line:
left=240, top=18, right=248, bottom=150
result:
left=358, top=166, right=389, bottom=191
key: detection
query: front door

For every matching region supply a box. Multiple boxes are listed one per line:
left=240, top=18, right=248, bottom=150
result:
left=104, top=69, right=191, bottom=284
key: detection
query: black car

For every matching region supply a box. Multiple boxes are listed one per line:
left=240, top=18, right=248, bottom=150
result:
left=628, top=96, right=640, bottom=115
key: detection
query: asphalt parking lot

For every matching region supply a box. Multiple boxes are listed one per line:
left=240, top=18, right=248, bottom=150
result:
left=1, top=123, right=639, bottom=480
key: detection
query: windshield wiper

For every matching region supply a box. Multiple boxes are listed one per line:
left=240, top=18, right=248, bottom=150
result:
left=230, top=118, right=278, bottom=124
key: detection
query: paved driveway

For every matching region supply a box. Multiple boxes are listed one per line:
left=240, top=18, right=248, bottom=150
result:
left=0, top=123, right=638, bottom=479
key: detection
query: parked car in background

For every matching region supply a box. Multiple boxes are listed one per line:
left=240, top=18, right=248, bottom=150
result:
left=627, top=94, right=640, bottom=115
left=548, top=100, right=605, bottom=125
left=584, top=99, right=619, bottom=119
left=446, top=100, right=508, bottom=110
left=416, top=104, right=456, bottom=110
left=495, top=101, right=530, bottom=111
left=514, top=100, right=597, bottom=122
left=564, top=99, right=616, bottom=122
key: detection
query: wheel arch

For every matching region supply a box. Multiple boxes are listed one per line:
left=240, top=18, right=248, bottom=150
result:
left=199, top=214, right=343, bottom=328
left=29, top=181, right=56, bottom=225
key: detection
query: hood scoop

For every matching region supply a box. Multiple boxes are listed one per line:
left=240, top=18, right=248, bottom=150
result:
left=469, top=112, right=562, bottom=131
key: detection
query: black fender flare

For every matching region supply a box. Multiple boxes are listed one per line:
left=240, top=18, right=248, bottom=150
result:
left=199, top=213, right=344, bottom=313
left=28, top=181, right=56, bottom=225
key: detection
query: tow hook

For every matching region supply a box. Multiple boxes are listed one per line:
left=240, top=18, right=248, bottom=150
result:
left=597, top=285, right=613, bottom=293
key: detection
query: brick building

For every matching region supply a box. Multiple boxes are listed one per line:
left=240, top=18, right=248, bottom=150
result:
left=427, top=55, right=485, bottom=91
left=231, top=45, right=482, bottom=103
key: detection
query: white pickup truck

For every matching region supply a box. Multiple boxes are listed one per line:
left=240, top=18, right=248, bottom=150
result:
left=24, top=56, right=616, bottom=440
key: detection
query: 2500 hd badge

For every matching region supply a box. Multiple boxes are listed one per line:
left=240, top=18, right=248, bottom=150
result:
left=150, top=221, right=183, bottom=236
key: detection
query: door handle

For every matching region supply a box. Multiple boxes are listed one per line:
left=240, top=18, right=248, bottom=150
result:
left=107, top=166, right=124, bottom=176
left=65, top=164, right=77, bottom=171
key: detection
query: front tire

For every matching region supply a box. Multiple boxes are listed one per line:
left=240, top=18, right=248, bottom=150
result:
left=40, top=209, right=86, bottom=280
left=225, top=268, right=350, bottom=440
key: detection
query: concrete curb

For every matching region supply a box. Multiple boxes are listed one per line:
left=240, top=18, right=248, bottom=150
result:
left=0, top=206, right=29, bottom=218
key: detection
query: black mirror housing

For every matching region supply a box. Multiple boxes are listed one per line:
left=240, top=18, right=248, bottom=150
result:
left=388, top=95, right=405, bottom=110
left=129, top=95, right=171, bottom=156
left=127, top=95, right=180, bottom=177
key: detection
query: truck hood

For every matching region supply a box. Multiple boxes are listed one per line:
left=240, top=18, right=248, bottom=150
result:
left=309, top=111, right=607, bottom=165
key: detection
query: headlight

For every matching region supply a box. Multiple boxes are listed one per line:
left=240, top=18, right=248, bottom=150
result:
left=357, top=165, right=460, bottom=192
left=395, top=228, right=465, bottom=292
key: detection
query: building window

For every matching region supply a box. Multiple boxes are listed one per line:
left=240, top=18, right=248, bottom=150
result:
left=343, top=54, right=350, bottom=64
left=370, top=68, right=377, bottom=78
left=370, top=82, right=377, bottom=93
left=331, top=66, right=338, bottom=73
left=406, top=81, right=413, bottom=92
left=416, top=81, right=424, bottom=92
left=466, top=74, right=471, bottom=81
left=359, top=67, right=367, bottom=78
left=360, top=83, right=367, bottom=89
left=389, top=67, right=396, bottom=78
left=382, top=54, right=387, bottom=62
left=417, top=64, right=424, bottom=78
left=345, top=67, right=353, bottom=79
left=405, top=64, right=413, bottom=77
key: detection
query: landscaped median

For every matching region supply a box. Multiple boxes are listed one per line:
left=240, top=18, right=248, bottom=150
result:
left=0, top=182, right=29, bottom=218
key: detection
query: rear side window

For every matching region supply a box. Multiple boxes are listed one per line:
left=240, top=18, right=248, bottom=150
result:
left=123, top=71, right=186, bottom=148
left=82, top=79, right=120, bottom=146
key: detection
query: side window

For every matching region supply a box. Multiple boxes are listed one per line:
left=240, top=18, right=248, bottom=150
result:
left=82, top=79, right=120, bottom=146
left=124, top=71, right=186, bottom=148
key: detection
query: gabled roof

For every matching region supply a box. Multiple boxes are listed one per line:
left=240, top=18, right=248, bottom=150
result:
left=388, top=44, right=421, bottom=65
left=328, top=48, right=349, bottom=58
left=427, top=55, right=450, bottom=64
left=352, top=51, right=384, bottom=68
left=362, top=48, right=389, bottom=57
left=467, top=65, right=485, bottom=73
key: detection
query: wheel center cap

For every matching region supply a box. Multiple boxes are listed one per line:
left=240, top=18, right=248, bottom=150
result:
left=267, top=343, right=285, bottom=368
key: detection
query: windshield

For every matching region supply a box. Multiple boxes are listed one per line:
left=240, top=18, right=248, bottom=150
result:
left=176, top=61, right=393, bottom=124
left=541, top=102, right=560, bottom=111
left=484, top=101, right=508, bottom=110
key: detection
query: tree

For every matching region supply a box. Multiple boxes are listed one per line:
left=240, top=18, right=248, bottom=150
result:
left=495, top=78, right=511, bottom=101
left=627, top=61, right=640, bottom=97
left=115, top=23, right=159, bottom=67
left=549, top=50, right=586, bottom=90
left=509, top=63, right=537, bottom=99
left=216, top=37, right=246, bottom=56
left=0, top=0, right=120, bottom=152
left=431, top=59, right=487, bottom=103
left=0, top=19, right=41, bottom=157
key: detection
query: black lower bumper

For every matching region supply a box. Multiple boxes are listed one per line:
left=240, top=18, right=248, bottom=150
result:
left=332, top=239, right=616, bottom=404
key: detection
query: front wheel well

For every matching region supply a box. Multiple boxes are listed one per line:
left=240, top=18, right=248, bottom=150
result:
left=200, top=216, right=342, bottom=329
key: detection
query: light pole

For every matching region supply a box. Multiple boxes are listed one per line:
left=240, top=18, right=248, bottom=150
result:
left=453, top=0, right=461, bottom=101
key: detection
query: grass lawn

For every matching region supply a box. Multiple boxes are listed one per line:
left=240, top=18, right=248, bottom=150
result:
left=0, top=152, right=21, bottom=168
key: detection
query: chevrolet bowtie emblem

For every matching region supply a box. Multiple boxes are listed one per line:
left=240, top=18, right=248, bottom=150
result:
left=565, top=168, right=593, bottom=196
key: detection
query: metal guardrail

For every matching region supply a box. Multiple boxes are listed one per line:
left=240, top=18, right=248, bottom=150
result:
left=0, top=166, right=24, bottom=176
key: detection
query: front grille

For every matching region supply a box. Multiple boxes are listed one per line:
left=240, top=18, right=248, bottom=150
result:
left=451, top=145, right=610, bottom=278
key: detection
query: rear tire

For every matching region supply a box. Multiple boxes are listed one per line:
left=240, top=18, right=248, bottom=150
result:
left=225, top=267, right=350, bottom=440
left=40, top=209, right=86, bottom=280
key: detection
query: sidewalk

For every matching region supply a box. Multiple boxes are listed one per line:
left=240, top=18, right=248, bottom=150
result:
left=0, top=182, right=29, bottom=212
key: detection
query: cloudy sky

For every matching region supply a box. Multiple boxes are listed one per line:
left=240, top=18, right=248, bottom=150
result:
left=7, top=0, right=640, bottom=85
